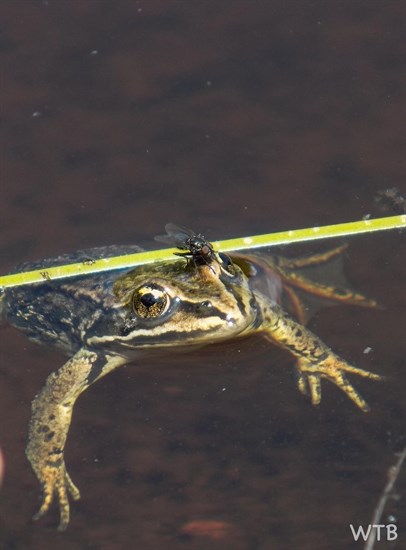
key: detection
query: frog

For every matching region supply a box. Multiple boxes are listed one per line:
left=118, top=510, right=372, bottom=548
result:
left=0, top=226, right=381, bottom=530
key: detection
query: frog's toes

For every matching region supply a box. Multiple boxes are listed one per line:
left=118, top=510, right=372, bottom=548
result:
left=296, top=356, right=382, bottom=412
left=33, top=462, right=80, bottom=531
left=336, top=362, right=383, bottom=382
left=296, top=369, right=322, bottom=405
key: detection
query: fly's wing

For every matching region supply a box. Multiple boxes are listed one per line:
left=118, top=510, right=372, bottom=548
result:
left=154, top=222, right=198, bottom=250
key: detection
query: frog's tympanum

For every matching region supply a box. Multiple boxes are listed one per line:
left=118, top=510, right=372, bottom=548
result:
left=0, top=225, right=381, bottom=530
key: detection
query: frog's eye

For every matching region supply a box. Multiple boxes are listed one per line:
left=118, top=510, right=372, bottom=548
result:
left=132, top=284, right=169, bottom=319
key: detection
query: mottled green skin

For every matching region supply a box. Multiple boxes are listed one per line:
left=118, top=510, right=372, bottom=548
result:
left=1, top=244, right=381, bottom=530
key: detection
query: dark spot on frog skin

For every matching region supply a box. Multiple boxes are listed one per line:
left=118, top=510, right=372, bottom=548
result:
left=44, top=432, right=55, bottom=442
left=37, top=425, right=50, bottom=434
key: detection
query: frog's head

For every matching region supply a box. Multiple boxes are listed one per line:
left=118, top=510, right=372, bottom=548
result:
left=93, top=254, right=258, bottom=351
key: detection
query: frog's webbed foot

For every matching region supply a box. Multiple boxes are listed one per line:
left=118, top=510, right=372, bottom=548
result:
left=295, top=355, right=382, bottom=412
left=33, top=460, right=80, bottom=531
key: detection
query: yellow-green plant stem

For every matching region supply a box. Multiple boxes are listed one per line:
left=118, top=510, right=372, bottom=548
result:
left=1, top=215, right=404, bottom=289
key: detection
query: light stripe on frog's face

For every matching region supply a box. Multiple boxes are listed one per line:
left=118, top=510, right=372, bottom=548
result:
left=87, top=257, right=259, bottom=350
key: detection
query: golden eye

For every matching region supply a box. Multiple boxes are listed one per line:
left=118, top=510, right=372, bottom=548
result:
left=132, top=284, right=169, bottom=319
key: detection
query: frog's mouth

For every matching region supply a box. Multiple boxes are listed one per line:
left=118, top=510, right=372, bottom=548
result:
left=87, top=313, right=252, bottom=350
left=87, top=291, right=258, bottom=351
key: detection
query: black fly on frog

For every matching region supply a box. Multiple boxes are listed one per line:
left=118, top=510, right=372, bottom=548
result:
left=155, top=223, right=218, bottom=268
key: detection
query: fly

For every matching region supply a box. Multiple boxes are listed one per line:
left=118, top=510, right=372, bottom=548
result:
left=155, top=222, right=217, bottom=268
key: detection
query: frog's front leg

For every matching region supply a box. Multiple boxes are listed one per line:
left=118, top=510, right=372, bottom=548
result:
left=256, top=298, right=382, bottom=411
left=26, top=348, right=126, bottom=530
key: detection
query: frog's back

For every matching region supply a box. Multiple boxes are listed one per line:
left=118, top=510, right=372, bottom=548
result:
left=10, top=244, right=143, bottom=273
left=2, top=245, right=142, bottom=354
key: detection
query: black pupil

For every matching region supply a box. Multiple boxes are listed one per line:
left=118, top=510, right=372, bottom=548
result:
left=141, top=293, right=160, bottom=307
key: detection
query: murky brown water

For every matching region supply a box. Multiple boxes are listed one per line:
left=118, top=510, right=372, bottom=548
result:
left=1, top=1, right=405, bottom=549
